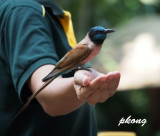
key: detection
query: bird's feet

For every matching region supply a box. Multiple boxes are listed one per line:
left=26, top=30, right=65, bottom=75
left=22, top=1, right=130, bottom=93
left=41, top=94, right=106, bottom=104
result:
left=77, top=66, right=92, bottom=73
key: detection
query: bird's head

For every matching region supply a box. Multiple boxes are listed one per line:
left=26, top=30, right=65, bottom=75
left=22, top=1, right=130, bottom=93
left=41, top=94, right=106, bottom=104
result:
left=88, top=26, right=115, bottom=45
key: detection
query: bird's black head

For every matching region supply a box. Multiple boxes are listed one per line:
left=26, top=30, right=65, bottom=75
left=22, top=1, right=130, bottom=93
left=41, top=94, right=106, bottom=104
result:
left=88, top=26, right=115, bottom=45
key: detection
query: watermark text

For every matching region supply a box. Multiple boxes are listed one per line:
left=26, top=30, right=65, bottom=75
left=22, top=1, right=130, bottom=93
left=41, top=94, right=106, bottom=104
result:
left=118, top=115, right=147, bottom=127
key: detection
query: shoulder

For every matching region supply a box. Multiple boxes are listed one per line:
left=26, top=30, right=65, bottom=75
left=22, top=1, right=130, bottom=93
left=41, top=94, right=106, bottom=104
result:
left=13, top=0, right=43, bottom=12
left=0, top=1, right=42, bottom=37
left=0, top=0, right=45, bottom=29
left=0, top=0, right=44, bottom=17
left=3, top=0, right=42, bottom=8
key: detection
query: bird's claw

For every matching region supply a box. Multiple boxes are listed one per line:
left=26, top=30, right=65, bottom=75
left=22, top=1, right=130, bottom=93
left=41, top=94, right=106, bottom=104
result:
left=77, top=67, right=92, bottom=73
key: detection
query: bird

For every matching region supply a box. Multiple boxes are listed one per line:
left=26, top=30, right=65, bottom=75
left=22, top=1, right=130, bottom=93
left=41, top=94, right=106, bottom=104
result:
left=9, top=26, right=115, bottom=124
left=42, top=26, right=115, bottom=81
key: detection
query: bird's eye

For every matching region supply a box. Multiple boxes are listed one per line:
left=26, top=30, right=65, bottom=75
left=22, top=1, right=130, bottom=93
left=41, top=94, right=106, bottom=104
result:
left=94, top=30, right=100, bottom=34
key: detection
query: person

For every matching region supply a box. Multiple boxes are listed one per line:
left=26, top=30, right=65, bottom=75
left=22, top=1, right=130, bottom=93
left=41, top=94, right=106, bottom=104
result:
left=0, top=0, right=120, bottom=135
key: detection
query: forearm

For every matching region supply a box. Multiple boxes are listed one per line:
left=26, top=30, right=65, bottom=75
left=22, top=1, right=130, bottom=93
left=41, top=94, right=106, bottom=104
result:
left=28, top=65, right=84, bottom=117
left=38, top=77, right=84, bottom=116
left=28, top=64, right=120, bottom=117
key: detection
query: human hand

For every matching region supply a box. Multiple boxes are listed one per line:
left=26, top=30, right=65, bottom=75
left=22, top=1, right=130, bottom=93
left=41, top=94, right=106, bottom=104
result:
left=74, top=68, right=120, bottom=105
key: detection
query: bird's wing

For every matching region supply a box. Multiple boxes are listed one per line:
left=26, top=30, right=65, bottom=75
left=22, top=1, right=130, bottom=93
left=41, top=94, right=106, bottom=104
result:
left=55, top=44, right=92, bottom=69
left=42, top=44, right=92, bottom=81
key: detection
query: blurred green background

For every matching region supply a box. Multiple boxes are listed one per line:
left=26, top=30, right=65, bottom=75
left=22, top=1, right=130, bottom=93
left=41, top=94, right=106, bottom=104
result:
left=58, top=0, right=160, bottom=136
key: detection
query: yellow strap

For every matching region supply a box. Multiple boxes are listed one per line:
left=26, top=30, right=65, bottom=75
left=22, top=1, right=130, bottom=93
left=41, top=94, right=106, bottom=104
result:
left=57, top=10, right=77, bottom=48
left=41, top=5, right=45, bottom=17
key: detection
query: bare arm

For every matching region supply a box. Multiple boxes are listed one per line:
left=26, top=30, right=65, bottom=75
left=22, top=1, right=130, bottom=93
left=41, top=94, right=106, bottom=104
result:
left=28, top=64, right=120, bottom=117
left=28, top=64, right=84, bottom=117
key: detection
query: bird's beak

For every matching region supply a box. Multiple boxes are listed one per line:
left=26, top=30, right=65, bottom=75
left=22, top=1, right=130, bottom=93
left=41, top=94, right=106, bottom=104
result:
left=105, top=29, right=115, bottom=34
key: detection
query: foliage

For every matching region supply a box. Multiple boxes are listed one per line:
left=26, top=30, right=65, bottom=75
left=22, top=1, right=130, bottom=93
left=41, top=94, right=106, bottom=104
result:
left=59, top=0, right=160, bottom=40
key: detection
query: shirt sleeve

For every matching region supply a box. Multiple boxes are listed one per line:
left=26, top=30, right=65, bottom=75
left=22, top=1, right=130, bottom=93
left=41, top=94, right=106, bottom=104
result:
left=4, top=6, right=59, bottom=103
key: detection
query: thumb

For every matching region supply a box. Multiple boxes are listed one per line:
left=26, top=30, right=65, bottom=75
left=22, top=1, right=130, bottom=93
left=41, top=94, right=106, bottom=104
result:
left=74, top=70, right=92, bottom=86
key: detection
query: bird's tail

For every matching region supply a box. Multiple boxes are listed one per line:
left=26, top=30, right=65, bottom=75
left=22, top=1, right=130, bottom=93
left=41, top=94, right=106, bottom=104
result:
left=8, top=76, right=57, bottom=126
left=42, top=69, right=61, bottom=82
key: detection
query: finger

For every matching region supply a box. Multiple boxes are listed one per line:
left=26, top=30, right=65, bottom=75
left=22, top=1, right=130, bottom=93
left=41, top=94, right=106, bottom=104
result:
left=74, top=71, right=91, bottom=86
left=78, top=74, right=107, bottom=97
left=75, top=71, right=121, bottom=103
left=88, top=72, right=120, bottom=104
left=99, top=72, right=120, bottom=102
left=88, top=76, right=107, bottom=93
left=87, top=89, right=104, bottom=105
left=106, top=71, right=121, bottom=91
left=87, top=78, right=110, bottom=105
left=75, top=86, right=93, bottom=101
left=76, top=74, right=109, bottom=102
left=90, top=71, right=120, bottom=89
left=109, top=76, right=120, bottom=91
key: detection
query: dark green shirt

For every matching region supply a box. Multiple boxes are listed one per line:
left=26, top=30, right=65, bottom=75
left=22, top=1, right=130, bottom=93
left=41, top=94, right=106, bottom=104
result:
left=0, top=0, right=97, bottom=135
